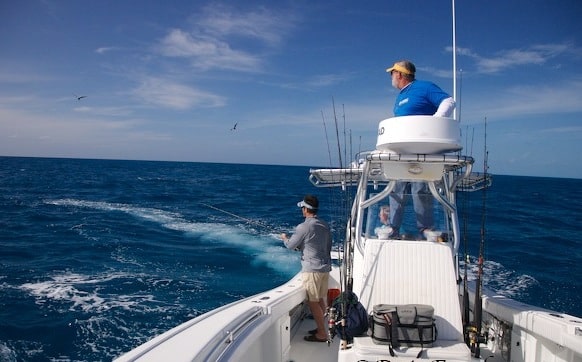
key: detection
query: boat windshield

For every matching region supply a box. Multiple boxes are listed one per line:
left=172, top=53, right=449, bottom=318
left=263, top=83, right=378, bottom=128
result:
left=362, top=184, right=449, bottom=241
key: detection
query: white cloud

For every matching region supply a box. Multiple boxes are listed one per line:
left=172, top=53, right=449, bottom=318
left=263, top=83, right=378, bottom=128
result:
left=154, top=4, right=295, bottom=73
left=306, top=74, right=352, bottom=88
left=196, top=4, right=292, bottom=45
left=95, top=46, right=122, bottom=54
left=0, top=70, right=55, bottom=83
left=279, top=73, right=354, bottom=90
left=0, top=95, right=37, bottom=104
left=462, top=78, right=582, bottom=122
left=131, top=77, right=226, bottom=110
left=0, top=107, right=174, bottom=160
left=539, top=126, right=582, bottom=135
left=73, top=106, right=134, bottom=117
left=157, top=29, right=261, bottom=71
left=453, top=42, right=573, bottom=74
left=0, top=108, right=141, bottom=140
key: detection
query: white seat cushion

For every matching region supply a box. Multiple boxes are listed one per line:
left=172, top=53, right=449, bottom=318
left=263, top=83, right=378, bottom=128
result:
left=357, top=240, right=464, bottom=341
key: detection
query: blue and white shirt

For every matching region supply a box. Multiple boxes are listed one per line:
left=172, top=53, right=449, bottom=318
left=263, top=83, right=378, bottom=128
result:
left=394, top=80, right=451, bottom=116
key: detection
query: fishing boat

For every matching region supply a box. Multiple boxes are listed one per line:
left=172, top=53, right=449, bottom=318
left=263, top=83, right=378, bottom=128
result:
left=114, top=115, right=582, bottom=362
left=115, top=2, right=582, bottom=359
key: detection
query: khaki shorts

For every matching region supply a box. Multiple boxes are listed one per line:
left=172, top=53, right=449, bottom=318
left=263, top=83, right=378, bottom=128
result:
left=302, top=272, right=330, bottom=302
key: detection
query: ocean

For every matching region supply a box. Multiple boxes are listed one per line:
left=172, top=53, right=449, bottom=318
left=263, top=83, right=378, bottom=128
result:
left=1, top=156, right=580, bottom=361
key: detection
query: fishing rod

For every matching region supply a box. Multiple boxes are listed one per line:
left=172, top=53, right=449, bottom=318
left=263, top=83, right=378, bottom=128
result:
left=332, top=96, right=343, bottom=169
left=471, top=117, right=488, bottom=358
left=321, top=110, right=333, bottom=168
left=461, top=126, right=477, bottom=345
left=329, top=236, right=345, bottom=348
left=342, top=103, right=348, bottom=172
left=461, top=138, right=470, bottom=343
left=339, top=232, right=349, bottom=350
left=200, top=203, right=277, bottom=232
left=321, top=97, right=358, bottom=349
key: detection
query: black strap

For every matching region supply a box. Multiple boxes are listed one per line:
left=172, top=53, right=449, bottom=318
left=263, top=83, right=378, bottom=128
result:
left=381, top=313, right=395, bottom=357
left=378, top=309, right=438, bottom=358
left=416, top=324, right=424, bottom=358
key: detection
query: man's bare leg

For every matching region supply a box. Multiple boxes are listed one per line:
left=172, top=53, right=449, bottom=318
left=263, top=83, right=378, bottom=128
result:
left=309, top=300, right=327, bottom=340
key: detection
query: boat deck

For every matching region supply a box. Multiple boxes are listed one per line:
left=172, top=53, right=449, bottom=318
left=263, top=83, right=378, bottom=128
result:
left=288, top=316, right=339, bottom=362
left=288, top=315, right=509, bottom=362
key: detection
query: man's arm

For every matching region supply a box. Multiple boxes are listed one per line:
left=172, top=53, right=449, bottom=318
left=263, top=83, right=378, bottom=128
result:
left=282, top=224, right=307, bottom=250
left=434, top=97, right=455, bottom=117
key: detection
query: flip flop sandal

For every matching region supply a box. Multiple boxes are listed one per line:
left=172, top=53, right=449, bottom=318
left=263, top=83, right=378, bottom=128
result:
left=304, top=335, right=327, bottom=342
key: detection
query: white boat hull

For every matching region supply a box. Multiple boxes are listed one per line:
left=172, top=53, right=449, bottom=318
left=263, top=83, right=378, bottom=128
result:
left=115, top=250, right=582, bottom=362
left=115, top=269, right=342, bottom=362
left=467, top=283, right=582, bottom=362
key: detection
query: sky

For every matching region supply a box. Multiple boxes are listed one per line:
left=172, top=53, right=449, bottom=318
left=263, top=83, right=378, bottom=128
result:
left=1, top=1, right=581, bottom=178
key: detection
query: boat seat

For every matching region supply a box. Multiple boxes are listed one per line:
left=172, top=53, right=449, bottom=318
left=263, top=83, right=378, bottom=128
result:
left=357, top=240, right=465, bottom=342
left=353, top=337, right=471, bottom=360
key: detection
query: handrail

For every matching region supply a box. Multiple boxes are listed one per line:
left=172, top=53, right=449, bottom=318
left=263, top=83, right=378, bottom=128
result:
left=197, top=307, right=264, bottom=361
left=118, top=306, right=264, bottom=362
left=366, top=152, right=473, bottom=165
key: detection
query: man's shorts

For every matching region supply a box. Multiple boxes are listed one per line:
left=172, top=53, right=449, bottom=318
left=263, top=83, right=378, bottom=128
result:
left=302, top=272, right=330, bottom=302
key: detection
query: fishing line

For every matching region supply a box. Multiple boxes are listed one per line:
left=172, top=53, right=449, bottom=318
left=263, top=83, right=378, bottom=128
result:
left=200, top=203, right=277, bottom=232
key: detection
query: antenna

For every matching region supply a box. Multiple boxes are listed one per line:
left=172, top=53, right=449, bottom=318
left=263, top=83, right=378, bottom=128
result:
left=452, top=0, right=458, bottom=120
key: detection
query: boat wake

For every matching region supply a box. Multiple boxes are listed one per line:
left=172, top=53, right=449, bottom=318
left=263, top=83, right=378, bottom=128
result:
left=3, top=199, right=300, bottom=359
left=461, top=257, right=538, bottom=299
left=8, top=269, right=196, bottom=361
left=45, top=198, right=300, bottom=276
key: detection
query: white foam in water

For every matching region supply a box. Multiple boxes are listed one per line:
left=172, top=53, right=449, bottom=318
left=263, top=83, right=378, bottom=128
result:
left=461, top=257, right=537, bottom=298
left=179, top=221, right=300, bottom=276
left=16, top=268, right=198, bottom=360
left=19, top=271, right=156, bottom=313
left=46, top=198, right=299, bottom=276
left=252, top=244, right=301, bottom=276
left=0, top=342, right=17, bottom=362
left=46, top=199, right=183, bottom=226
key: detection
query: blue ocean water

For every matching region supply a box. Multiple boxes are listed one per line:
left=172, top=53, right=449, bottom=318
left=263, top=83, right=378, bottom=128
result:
left=0, top=157, right=580, bottom=361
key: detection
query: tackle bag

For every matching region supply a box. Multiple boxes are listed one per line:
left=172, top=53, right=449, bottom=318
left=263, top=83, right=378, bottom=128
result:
left=331, top=291, right=369, bottom=342
left=371, top=304, right=437, bottom=348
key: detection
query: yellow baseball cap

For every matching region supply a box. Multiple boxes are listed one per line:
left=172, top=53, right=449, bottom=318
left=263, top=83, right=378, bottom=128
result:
left=386, top=63, right=414, bottom=75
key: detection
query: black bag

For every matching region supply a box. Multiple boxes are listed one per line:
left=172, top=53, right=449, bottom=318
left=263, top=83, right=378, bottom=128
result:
left=371, top=304, right=437, bottom=356
left=332, top=291, right=369, bottom=342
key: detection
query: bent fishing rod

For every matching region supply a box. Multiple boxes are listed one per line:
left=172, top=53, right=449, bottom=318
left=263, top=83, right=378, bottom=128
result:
left=200, top=203, right=278, bottom=232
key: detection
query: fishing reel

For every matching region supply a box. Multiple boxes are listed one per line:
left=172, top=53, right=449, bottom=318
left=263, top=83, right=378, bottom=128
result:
left=327, top=306, right=337, bottom=344
left=466, top=325, right=488, bottom=358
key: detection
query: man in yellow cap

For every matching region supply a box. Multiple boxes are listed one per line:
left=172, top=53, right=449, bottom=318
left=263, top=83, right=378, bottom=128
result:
left=386, top=60, right=455, bottom=117
left=385, top=60, right=455, bottom=238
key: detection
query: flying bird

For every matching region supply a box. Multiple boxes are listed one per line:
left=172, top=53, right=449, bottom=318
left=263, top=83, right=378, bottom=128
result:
left=231, top=122, right=238, bottom=131
left=73, top=93, right=87, bottom=101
